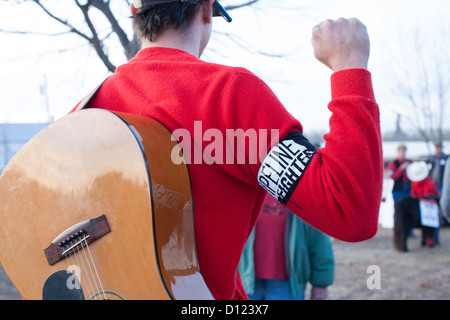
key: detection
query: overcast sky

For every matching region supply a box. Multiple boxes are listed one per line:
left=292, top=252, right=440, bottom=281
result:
left=0, top=0, right=449, bottom=136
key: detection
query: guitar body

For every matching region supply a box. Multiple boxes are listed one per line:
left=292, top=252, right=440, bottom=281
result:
left=0, top=109, right=213, bottom=300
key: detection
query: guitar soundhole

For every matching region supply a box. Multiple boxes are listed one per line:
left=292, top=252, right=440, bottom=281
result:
left=86, top=288, right=126, bottom=300
left=42, top=271, right=126, bottom=300
left=42, top=270, right=85, bottom=300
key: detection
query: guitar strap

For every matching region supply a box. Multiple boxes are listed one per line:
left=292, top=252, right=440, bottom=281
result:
left=74, top=77, right=110, bottom=112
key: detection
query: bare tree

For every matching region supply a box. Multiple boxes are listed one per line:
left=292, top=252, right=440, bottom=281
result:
left=388, top=25, right=450, bottom=145
left=1, top=0, right=263, bottom=73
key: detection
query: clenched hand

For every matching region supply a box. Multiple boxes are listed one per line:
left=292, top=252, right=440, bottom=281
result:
left=311, top=18, right=370, bottom=72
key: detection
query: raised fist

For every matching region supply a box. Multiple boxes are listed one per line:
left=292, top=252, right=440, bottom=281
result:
left=311, top=18, right=370, bottom=72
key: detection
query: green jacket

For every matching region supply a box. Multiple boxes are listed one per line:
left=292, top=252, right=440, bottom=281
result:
left=238, top=212, right=334, bottom=299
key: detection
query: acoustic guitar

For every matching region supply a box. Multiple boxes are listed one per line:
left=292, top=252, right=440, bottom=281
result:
left=0, top=108, right=213, bottom=300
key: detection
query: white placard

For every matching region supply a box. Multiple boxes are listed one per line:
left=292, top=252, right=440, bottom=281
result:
left=419, top=199, right=440, bottom=228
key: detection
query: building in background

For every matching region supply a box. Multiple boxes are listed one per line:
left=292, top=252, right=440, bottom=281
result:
left=0, top=123, right=48, bottom=173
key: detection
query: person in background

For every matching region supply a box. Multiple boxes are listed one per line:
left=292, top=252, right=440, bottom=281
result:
left=408, top=162, right=440, bottom=200
left=388, top=144, right=411, bottom=204
left=428, top=142, right=449, bottom=228
left=428, top=142, right=448, bottom=194
left=407, top=161, right=441, bottom=246
left=441, top=164, right=450, bottom=221
left=239, top=194, right=334, bottom=300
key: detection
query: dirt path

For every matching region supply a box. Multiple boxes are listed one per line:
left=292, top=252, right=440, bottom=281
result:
left=0, top=263, right=21, bottom=300
left=1, top=227, right=450, bottom=300
left=325, top=227, right=450, bottom=300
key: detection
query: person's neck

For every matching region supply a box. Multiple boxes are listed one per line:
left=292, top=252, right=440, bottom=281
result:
left=140, top=27, right=203, bottom=58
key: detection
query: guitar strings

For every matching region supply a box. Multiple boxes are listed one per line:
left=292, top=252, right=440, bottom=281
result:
left=62, top=236, right=107, bottom=300
left=71, top=241, right=93, bottom=298
left=63, top=244, right=85, bottom=300
left=80, top=236, right=107, bottom=300
left=72, top=238, right=100, bottom=300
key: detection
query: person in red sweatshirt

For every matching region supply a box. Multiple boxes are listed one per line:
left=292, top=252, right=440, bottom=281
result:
left=407, top=161, right=440, bottom=200
left=388, top=144, right=411, bottom=203
left=75, top=0, right=383, bottom=299
left=407, top=161, right=441, bottom=246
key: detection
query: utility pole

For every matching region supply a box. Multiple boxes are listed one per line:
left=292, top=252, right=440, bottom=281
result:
left=40, top=75, right=54, bottom=123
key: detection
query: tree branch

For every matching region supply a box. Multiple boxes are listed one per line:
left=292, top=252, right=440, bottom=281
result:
left=0, top=28, right=71, bottom=36
left=32, top=0, right=91, bottom=42
left=91, top=0, right=139, bottom=60
left=74, top=0, right=116, bottom=72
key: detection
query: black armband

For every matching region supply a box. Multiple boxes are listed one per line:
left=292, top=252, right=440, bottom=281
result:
left=257, top=131, right=317, bottom=205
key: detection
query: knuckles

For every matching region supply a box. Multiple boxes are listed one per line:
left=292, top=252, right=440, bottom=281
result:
left=314, top=17, right=366, bottom=32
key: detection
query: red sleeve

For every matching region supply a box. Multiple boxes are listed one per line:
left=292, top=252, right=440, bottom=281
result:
left=387, top=161, right=396, bottom=172
left=387, top=161, right=405, bottom=181
left=216, top=69, right=303, bottom=186
left=286, top=69, right=383, bottom=242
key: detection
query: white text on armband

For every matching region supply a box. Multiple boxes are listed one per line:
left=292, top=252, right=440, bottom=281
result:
left=257, top=138, right=316, bottom=204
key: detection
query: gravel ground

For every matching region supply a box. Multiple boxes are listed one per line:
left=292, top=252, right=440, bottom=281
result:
left=325, top=226, right=450, bottom=300
left=1, top=226, right=449, bottom=300
left=0, top=263, right=21, bottom=300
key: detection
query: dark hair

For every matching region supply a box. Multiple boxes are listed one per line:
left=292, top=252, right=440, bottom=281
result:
left=133, top=1, right=203, bottom=42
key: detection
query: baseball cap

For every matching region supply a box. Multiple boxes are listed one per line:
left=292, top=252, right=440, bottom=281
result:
left=133, top=0, right=232, bottom=22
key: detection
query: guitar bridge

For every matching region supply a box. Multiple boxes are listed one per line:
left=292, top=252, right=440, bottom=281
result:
left=44, top=215, right=111, bottom=266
